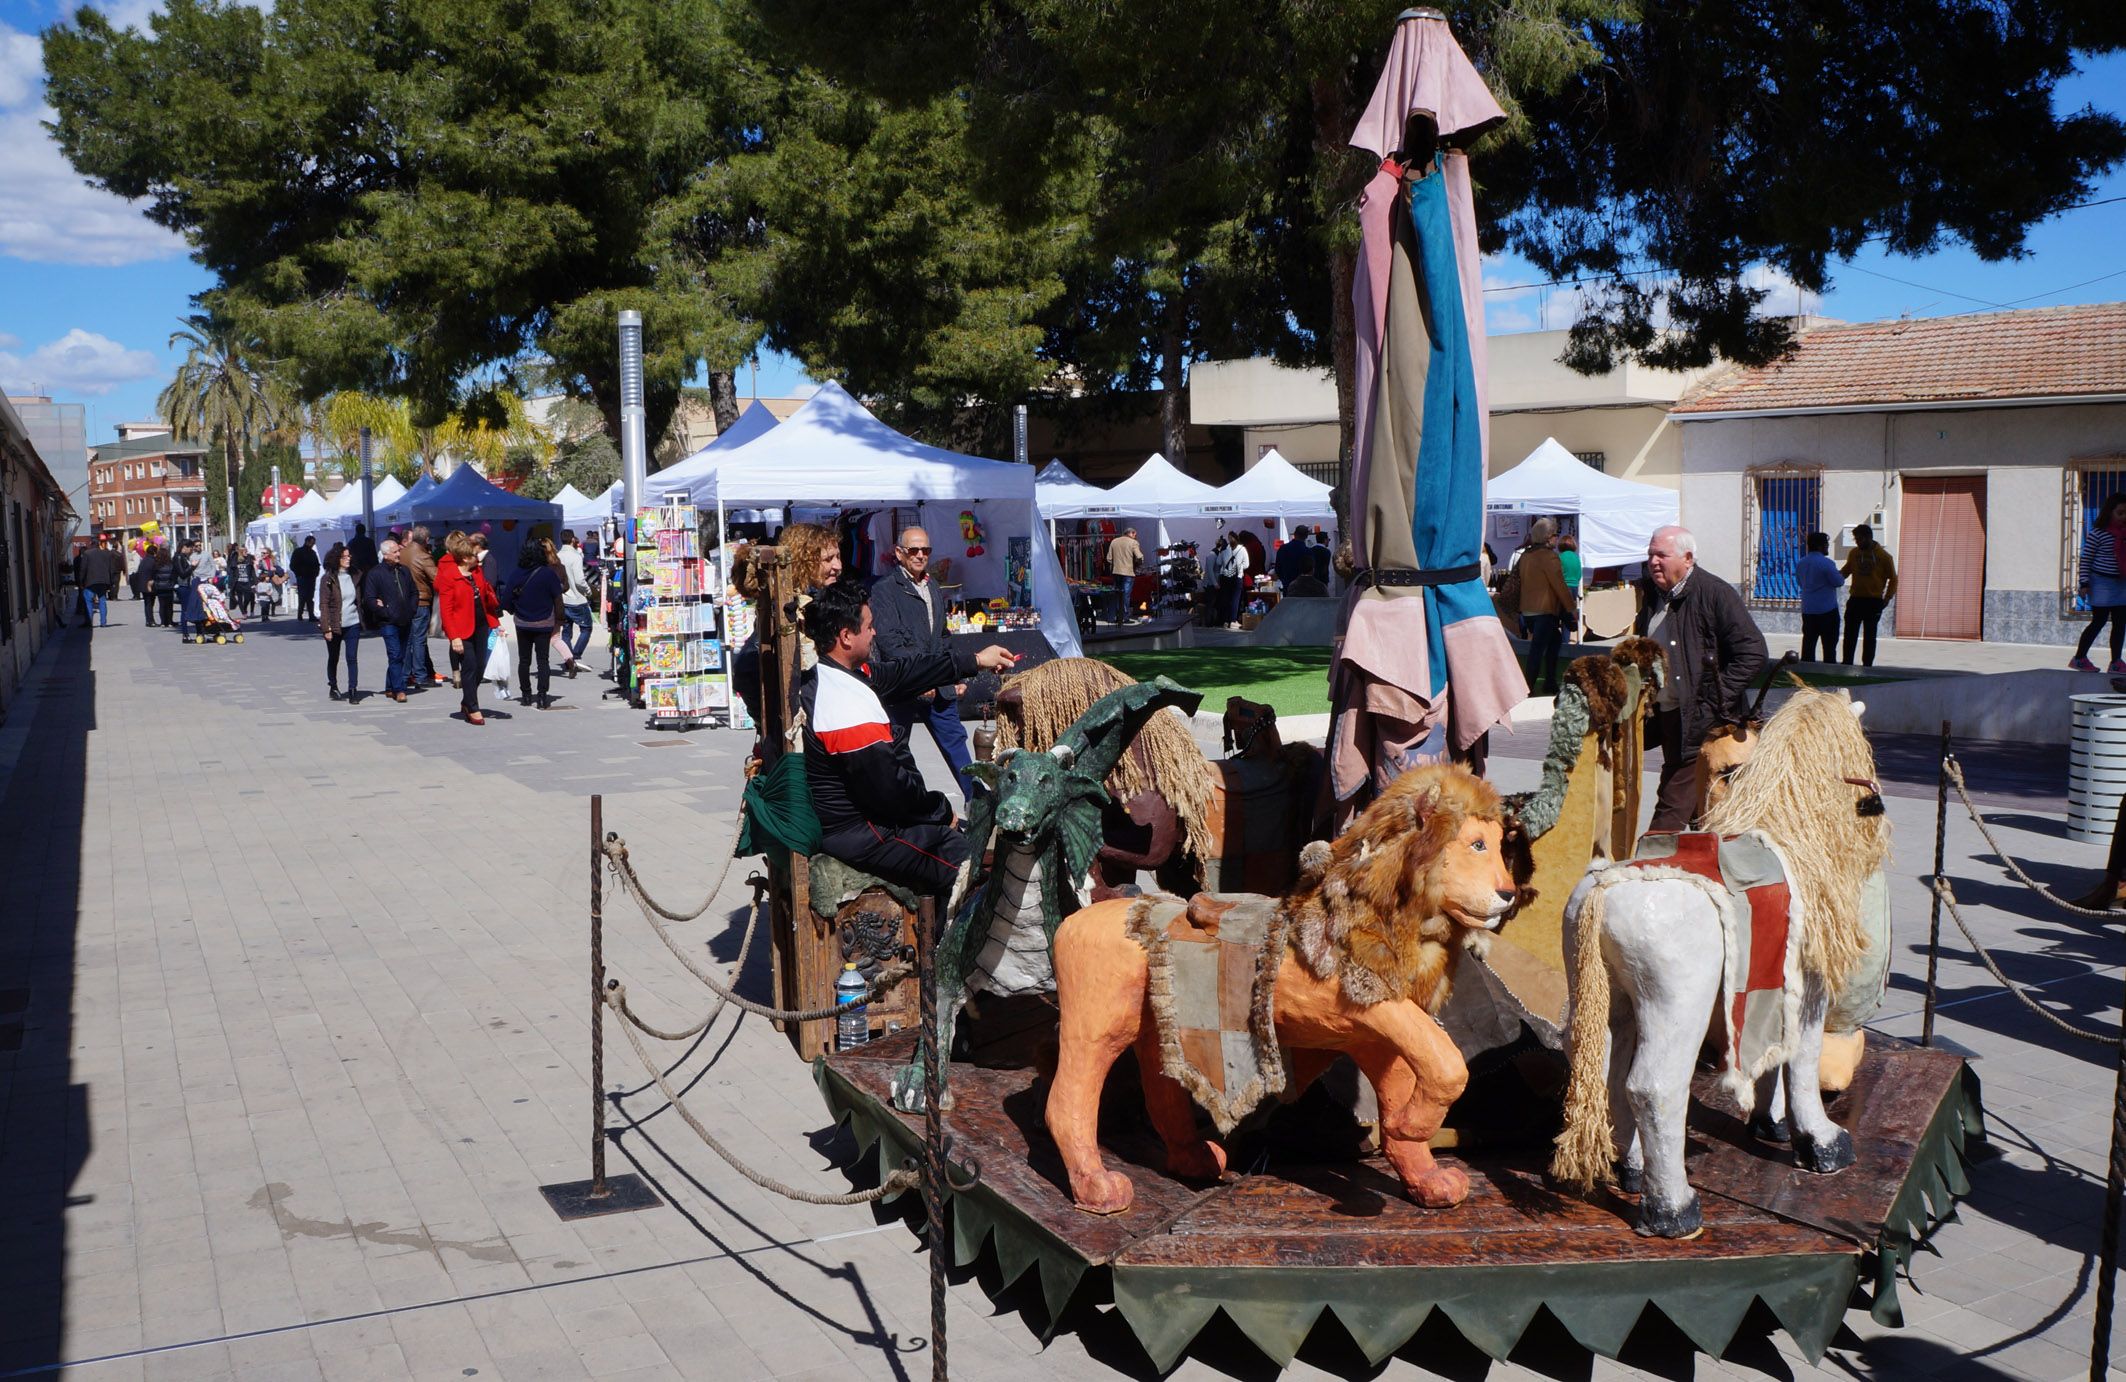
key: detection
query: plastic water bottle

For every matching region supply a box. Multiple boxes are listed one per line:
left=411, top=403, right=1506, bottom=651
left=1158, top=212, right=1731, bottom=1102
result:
left=835, top=964, right=869, bottom=1050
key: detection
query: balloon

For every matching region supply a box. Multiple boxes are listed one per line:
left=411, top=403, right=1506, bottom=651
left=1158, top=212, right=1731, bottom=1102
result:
left=479, top=522, right=493, bottom=534
left=140, top=518, right=160, bottom=535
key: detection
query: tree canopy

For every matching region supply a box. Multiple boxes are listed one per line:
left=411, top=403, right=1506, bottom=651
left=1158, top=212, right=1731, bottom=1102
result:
left=44, top=0, right=769, bottom=448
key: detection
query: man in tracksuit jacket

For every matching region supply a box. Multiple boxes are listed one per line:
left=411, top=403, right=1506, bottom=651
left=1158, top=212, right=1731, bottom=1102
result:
left=799, top=579, right=1019, bottom=895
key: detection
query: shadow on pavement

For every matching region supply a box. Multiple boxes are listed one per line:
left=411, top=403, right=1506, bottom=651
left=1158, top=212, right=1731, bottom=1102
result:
left=0, top=629, right=93, bottom=1371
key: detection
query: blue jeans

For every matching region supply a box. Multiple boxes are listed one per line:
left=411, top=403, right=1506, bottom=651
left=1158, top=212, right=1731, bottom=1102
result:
left=84, top=586, right=108, bottom=625
left=327, top=628, right=360, bottom=694
left=379, top=622, right=409, bottom=694
left=895, top=695, right=976, bottom=801
left=409, top=605, right=436, bottom=681
left=561, top=602, right=593, bottom=662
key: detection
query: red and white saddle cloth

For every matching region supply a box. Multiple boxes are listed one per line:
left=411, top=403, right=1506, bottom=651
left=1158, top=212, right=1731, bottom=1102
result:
left=1613, top=830, right=1800, bottom=1109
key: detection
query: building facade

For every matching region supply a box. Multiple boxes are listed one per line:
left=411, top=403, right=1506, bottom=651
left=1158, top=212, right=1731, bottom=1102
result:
left=0, top=396, right=74, bottom=714
left=1672, top=303, right=2126, bottom=645
left=4, top=396, right=89, bottom=543
left=86, top=430, right=211, bottom=545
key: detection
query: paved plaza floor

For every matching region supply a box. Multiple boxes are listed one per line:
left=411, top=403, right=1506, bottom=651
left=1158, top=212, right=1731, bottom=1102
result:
left=2, top=608, right=2124, bottom=1381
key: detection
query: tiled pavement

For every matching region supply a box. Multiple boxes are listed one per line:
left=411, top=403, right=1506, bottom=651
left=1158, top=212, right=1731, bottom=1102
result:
left=2, top=608, right=2125, bottom=1381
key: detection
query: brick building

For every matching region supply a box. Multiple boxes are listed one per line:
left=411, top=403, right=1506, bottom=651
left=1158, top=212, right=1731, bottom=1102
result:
left=86, top=427, right=210, bottom=545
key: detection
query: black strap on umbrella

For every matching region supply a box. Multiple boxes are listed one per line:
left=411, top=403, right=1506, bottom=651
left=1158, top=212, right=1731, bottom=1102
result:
left=1354, top=563, right=1481, bottom=590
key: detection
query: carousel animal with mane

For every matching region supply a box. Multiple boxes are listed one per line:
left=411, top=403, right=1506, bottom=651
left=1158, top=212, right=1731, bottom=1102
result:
left=1550, top=687, right=1891, bottom=1239
left=991, top=658, right=1330, bottom=899
left=1046, top=763, right=1518, bottom=1215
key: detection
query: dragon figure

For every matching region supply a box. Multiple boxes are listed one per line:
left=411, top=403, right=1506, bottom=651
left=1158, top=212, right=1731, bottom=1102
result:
left=889, top=676, right=1203, bottom=1113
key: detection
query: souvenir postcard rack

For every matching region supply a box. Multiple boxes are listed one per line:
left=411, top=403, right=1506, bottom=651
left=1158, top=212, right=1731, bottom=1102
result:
left=632, top=502, right=727, bottom=728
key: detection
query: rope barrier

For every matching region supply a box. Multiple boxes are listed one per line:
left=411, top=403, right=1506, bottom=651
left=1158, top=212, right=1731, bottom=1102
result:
left=1945, top=759, right=2122, bottom=920
left=604, top=836, right=914, bottom=1025
left=602, top=833, right=744, bottom=923
left=603, top=984, right=920, bottom=1206
left=1929, top=876, right=2117, bottom=1045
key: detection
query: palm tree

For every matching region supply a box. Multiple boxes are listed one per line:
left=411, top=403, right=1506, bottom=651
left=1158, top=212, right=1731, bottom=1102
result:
left=158, top=316, right=279, bottom=542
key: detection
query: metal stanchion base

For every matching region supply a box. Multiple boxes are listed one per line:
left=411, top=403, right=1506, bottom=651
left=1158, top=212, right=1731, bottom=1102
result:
left=538, top=1174, right=662, bottom=1220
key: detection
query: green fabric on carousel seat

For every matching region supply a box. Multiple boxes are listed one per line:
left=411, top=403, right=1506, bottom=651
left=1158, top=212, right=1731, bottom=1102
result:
left=808, top=854, right=922, bottom=921
left=737, top=751, right=823, bottom=859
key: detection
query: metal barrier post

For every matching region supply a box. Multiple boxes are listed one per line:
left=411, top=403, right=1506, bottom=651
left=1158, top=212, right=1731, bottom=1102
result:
left=1923, top=721, right=1950, bottom=1047
left=2091, top=983, right=2126, bottom=1382
left=919, top=896, right=949, bottom=1382
left=538, top=794, right=660, bottom=1220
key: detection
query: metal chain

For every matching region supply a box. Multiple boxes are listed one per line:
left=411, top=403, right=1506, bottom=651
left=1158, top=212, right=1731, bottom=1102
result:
left=603, top=986, right=920, bottom=1206
left=1930, top=876, right=2117, bottom=1044
left=1945, top=759, right=2122, bottom=919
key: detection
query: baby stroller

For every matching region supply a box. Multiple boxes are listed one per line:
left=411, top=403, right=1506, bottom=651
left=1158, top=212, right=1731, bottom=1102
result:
left=186, top=579, right=245, bottom=644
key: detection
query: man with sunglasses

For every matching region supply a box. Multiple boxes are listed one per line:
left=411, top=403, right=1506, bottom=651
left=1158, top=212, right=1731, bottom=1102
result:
left=870, top=524, right=978, bottom=801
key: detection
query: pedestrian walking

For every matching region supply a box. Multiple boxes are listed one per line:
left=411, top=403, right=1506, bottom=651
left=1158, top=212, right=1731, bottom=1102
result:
left=317, top=542, right=362, bottom=701
left=501, top=537, right=566, bottom=710
left=1219, top=533, right=1251, bottom=628
left=78, top=536, right=123, bottom=628
left=1107, top=526, right=1143, bottom=624
left=1797, top=531, right=1846, bottom=663
left=2074, top=495, right=2126, bottom=673
left=1839, top=522, right=1898, bottom=667
left=1634, top=524, right=1767, bottom=832
left=436, top=530, right=501, bottom=726
left=123, top=540, right=142, bottom=601
left=228, top=545, right=256, bottom=615
left=403, top=526, right=444, bottom=688
left=291, top=536, right=321, bottom=622
left=556, top=529, right=593, bottom=677
left=361, top=539, right=418, bottom=702
left=1514, top=517, right=1574, bottom=695
left=147, top=545, right=177, bottom=627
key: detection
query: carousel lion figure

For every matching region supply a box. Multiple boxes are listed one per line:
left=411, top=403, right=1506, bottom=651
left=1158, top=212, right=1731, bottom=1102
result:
left=1046, top=763, right=1517, bottom=1215
left=1551, top=687, right=1891, bottom=1239
left=991, top=657, right=1329, bottom=898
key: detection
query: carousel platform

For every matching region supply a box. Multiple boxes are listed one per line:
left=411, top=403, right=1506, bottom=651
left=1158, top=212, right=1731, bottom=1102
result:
left=815, top=1030, right=1982, bottom=1371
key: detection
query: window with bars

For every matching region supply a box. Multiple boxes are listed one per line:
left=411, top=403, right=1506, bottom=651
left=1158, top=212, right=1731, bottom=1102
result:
left=1743, top=465, right=1823, bottom=608
left=2063, top=459, right=2126, bottom=617
left=1573, top=450, right=1607, bottom=472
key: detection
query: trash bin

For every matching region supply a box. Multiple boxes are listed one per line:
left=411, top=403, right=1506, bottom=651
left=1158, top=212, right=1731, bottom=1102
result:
left=2068, top=693, right=2126, bottom=844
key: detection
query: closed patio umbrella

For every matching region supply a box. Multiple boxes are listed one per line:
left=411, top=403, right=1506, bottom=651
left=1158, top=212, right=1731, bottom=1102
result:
left=1332, top=7, right=1523, bottom=810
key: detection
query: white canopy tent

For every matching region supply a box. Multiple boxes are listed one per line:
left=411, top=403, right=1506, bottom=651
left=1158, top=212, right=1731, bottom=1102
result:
left=1036, top=451, right=1223, bottom=552
left=641, top=398, right=782, bottom=505
left=285, top=476, right=407, bottom=542
left=1208, top=448, right=1336, bottom=540
left=1484, top=436, right=1678, bottom=571
left=245, top=488, right=326, bottom=548
left=552, top=483, right=615, bottom=530
left=691, top=381, right=1081, bottom=660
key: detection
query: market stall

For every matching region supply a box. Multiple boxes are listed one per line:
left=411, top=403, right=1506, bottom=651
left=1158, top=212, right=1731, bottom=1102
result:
left=283, top=475, right=407, bottom=545
left=1210, top=448, right=1336, bottom=541
left=685, top=382, right=1081, bottom=721
left=406, top=465, right=562, bottom=573
left=1484, top=436, right=1677, bottom=573
left=641, top=398, right=782, bottom=506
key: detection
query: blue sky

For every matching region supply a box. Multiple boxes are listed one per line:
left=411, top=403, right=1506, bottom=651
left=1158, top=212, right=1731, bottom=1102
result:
left=2, top=0, right=2120, bottom=442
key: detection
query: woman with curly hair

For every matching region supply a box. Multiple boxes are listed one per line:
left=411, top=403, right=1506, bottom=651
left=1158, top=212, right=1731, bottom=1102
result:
left=732, top=523, right=844, bottom=725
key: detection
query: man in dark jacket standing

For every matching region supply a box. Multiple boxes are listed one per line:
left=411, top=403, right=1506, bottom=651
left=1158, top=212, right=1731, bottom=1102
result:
left=870, top=525, right=976, bottom=801
left=800, top=579, right=1019, bottom=894
left=360, top=539, right=418, bottom=702
left=1635, top=525, right=1767, bottom=832
left=290, top=536, right=321, bottom=622
left=79, top=537, right=124, bottom=627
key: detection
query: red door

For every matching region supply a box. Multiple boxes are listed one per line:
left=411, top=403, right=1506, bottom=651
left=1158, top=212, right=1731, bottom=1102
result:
left=1895, top=476, right=1987, bottom=640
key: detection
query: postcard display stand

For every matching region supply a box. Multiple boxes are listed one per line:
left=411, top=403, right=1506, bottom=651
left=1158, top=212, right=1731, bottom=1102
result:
left=632, top=502, right=728, bottom=728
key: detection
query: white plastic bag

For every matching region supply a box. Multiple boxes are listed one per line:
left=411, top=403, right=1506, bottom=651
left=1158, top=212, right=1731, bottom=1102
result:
left=487, top=617, right=516, bottom=698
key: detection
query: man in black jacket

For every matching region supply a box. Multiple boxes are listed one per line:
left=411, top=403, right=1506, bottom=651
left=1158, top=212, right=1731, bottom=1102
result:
left=360, top=540, right=418, bottom=702
left=869, top=525, right=976, bottom=800
left=290, top=537, right=321, bottom=622
left=800, top=579, right=1019, bottom=894
left=1635, top=525, right=1767, bottom=831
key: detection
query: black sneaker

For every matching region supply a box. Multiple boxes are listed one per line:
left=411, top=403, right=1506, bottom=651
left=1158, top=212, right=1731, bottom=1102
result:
left=329, top=689, right=343, bottom=701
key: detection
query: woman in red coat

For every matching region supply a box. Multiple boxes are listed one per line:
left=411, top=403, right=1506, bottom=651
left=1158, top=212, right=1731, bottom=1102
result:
left=435, top=530, right=502, bottom=725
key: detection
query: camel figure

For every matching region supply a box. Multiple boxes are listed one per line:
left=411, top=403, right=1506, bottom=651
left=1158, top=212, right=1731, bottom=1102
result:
left=1045, top=764, right=1517, bottom=1215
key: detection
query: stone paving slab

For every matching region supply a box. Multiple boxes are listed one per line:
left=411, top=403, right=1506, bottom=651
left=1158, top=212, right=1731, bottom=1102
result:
left=0, top=614, right=2121, bottom=1381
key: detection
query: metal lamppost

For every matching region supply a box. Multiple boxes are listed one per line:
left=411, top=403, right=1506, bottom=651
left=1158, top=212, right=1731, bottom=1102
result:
left=225, top=480, right=236, bottom=551
left=358, top=425, right=376, bottom=539
left=617, top=311, right=647, bottom=703
left=270, top=463, right=284, bottom=557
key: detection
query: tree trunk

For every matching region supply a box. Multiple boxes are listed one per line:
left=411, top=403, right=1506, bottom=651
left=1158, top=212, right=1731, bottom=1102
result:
left=1159, top=295, right=1188, bottom=467
left=708, top=369, right=741, bottom=435
left=1312, top=74, right=1361, bottom=525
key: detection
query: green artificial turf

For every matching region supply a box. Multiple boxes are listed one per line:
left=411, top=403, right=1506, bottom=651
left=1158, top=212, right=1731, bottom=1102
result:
left=1100, top=646, right=1335, bottom=718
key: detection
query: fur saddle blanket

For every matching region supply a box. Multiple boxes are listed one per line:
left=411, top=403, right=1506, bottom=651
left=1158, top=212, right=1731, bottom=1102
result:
left=1124, top=892, right=1289, bottom=1134
left=1588, top=831, right=1800, bottom=1109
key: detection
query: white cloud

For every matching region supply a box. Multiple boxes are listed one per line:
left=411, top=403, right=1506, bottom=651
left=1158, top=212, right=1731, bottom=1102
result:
left=0, top=21, right=187, bottom=266
left=0, top=328, right=162, bottom=396
left=1742, top=264, right=1824, bottom=318
left=0, top=332, right=19, bottom=351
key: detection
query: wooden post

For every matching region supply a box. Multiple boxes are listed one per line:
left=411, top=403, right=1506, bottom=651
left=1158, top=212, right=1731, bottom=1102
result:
left=1922, top=720, right=1950, bottom=1048
left=590, top=794, right=607, bottom=1196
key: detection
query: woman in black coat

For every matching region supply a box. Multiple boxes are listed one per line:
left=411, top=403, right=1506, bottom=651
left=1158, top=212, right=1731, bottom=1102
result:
left=147, top=546, right=178, bottom=629
left=503, top=538, right=567, bottom=709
